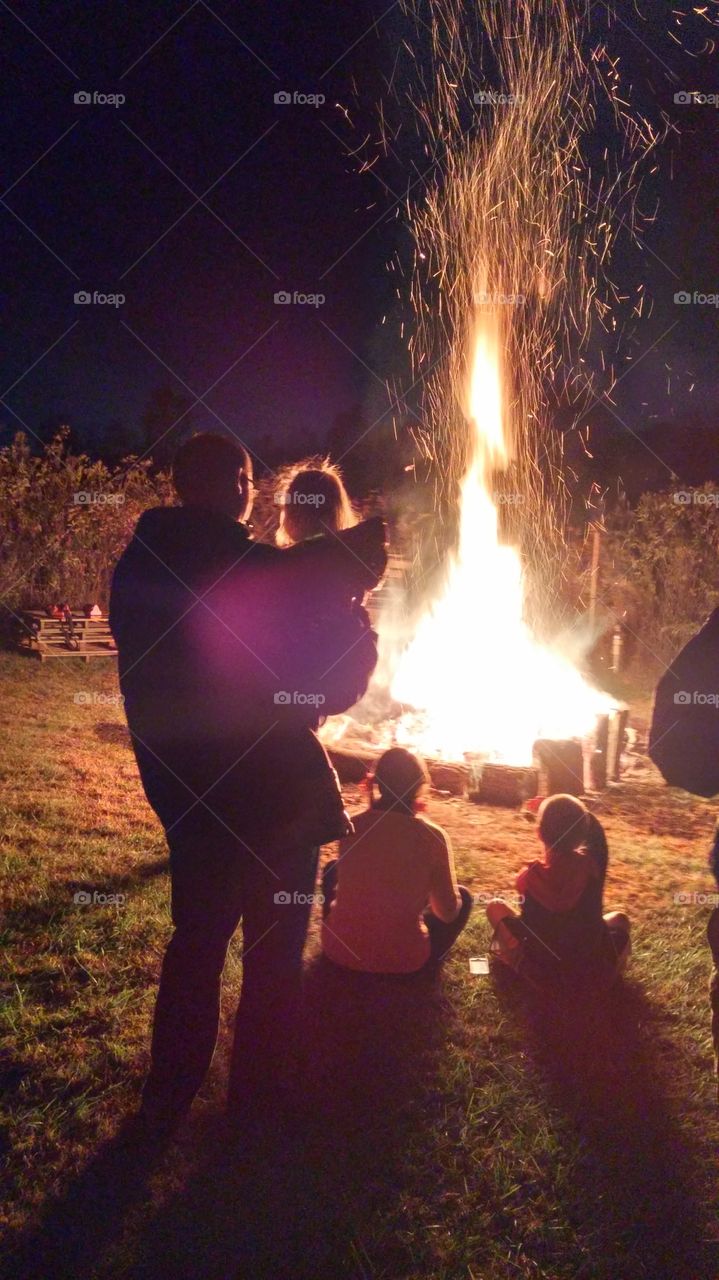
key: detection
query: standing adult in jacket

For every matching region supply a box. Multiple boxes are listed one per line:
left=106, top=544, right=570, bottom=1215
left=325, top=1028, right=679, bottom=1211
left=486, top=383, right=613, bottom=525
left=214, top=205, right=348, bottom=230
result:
left=110, top=432, right=386, bottom=1133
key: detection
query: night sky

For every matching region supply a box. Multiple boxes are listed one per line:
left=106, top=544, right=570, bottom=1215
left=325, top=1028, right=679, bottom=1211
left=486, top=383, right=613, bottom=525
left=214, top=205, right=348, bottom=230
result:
left=1, top=1, right=717, bottom=481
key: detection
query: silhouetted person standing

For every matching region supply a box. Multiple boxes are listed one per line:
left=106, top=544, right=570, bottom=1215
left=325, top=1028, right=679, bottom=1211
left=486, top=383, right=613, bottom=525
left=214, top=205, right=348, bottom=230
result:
left=110, top=433, right=385, bottom=1134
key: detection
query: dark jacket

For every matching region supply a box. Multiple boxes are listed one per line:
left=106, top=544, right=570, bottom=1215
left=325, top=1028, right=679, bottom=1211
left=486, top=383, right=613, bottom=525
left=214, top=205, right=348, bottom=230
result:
left=109, top=506, right=386, bottom=845
left=650, top=606, right=719, bottom=798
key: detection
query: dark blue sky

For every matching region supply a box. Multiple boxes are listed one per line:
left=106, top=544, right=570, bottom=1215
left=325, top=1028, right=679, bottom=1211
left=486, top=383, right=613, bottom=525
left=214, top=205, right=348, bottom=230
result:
left=0, top=1, right=717, bottom=474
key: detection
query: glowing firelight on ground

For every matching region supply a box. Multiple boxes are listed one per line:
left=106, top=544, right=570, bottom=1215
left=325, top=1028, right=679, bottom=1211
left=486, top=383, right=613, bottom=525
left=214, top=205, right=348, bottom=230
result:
left=389, top=321, right=612, bottom=765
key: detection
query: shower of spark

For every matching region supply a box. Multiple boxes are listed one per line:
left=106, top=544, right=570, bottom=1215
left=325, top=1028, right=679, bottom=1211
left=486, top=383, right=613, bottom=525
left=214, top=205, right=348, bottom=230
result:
left=375, top=0, right=658, bottom=762
left=392, top=0, right=664, bottom=586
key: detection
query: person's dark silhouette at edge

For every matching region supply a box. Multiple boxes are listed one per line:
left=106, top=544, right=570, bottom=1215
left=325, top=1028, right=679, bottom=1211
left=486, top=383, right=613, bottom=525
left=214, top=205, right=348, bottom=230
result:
left=110, top=432, right=386, bottom=1136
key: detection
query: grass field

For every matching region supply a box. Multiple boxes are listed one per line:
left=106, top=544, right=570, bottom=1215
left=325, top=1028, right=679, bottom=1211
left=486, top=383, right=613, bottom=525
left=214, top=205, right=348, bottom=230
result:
left=2, top=650, right=719, bottom=1280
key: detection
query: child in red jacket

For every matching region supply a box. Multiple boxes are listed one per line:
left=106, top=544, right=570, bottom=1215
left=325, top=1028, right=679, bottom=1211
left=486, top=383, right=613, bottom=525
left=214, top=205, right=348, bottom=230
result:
left=486, top=794, right=631, bottom=990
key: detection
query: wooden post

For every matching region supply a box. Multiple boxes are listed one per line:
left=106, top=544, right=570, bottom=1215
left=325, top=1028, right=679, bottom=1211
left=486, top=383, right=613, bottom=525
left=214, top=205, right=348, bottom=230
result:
left=607, top=708, right=629, bottom=782
left=590, top=714, right=609, bottom=790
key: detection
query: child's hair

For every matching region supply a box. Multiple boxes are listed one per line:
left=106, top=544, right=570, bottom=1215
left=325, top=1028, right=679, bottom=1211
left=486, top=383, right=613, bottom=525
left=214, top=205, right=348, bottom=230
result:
left=370, top=747, right=430, bottom=814
left=537, top=793, right=589, bottom=858
left=275, top=458, right=357, bottom=547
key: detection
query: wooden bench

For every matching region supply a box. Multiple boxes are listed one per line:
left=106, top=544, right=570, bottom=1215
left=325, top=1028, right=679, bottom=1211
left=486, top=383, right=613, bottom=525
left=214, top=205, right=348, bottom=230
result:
left=17, top=611, right=118, bottom=662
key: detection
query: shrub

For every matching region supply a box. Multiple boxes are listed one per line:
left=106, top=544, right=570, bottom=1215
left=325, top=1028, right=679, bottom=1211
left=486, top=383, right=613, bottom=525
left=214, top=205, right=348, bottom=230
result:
left=604, top=486, right=719, bottom=675
left=0, top=431, right=172, bottom=622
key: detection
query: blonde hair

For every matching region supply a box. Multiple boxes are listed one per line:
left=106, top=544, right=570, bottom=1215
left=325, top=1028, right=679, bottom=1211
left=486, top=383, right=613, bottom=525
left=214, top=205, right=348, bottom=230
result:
left=275, top=457, right=357, bottom=547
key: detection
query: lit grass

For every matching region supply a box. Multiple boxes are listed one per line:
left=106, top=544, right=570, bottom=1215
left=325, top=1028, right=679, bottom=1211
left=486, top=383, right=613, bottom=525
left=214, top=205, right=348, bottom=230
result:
left=1, top=652, right=719, bottom=1279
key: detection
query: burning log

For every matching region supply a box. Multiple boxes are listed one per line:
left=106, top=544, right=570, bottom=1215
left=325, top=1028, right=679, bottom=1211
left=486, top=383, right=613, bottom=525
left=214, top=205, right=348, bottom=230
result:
left=428, top=763, right=467, bottom=795
left=323, top=705, right=629, bottom=808
left=468, top=762, right=538, bottom=807
left=328, top=747, right=375, bottom=785
left=532, top=739, right=584, bottom=797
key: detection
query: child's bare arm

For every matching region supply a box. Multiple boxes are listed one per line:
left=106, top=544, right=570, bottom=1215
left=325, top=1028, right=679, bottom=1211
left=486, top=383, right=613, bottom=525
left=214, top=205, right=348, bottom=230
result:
left=428, top=826, right=462, bottom=922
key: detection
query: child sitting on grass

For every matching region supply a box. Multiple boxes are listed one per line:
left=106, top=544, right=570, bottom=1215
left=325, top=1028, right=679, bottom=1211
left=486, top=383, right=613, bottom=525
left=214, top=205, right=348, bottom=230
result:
left=321, top=747, right=473, bottom=975
left=486, top=793, right=631, bottom=990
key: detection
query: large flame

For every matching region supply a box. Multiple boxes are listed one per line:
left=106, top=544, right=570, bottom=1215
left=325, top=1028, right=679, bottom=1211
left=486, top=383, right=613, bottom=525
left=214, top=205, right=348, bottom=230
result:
left=389, top=322, right=609, bottom=765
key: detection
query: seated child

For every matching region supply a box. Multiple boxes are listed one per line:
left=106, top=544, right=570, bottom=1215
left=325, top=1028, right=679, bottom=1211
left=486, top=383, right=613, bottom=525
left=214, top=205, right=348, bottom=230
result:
left=486, top=794, right=631, bottom=990
left=321, top=747, right=473, bottom=975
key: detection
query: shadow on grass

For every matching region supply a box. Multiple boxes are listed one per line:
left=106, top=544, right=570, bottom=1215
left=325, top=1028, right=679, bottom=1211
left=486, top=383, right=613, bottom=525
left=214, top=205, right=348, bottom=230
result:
left=2, top=958, right=449, bottom=1280
left=1, top=858, right=169, bottom=938
left=94, top=722, right=132, bottom=748
left=68, top=856, right=170, bottom=893
left=491, top=963, right=719, bottom=1280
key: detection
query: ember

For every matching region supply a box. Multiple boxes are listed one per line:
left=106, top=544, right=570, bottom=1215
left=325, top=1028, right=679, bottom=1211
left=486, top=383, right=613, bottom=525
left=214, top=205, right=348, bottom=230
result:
left=323, top=0, right=646, bottom=773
